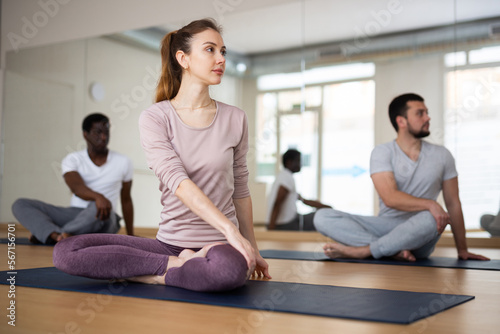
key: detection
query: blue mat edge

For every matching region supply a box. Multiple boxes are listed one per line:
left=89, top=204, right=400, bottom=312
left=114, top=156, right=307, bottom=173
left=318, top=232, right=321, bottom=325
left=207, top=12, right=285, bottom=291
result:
left=0, top=237, right=53, bottom=246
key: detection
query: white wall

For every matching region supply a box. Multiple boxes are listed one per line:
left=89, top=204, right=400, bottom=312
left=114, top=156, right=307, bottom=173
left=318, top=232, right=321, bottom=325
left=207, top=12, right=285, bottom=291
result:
left=1, top=40, right=87, bottom=220
left=1, top=0, right=295, bottom=65
left=374, top=53, right=445, bottom=146
left=2, top=0, right=227, bottom=55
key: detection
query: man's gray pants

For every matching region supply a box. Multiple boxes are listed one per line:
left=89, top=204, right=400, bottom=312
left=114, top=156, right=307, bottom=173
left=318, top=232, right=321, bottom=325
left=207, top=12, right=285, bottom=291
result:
left=313, top=208, right=440, bottom=259
left=12, top=198, right=120, bottom=244
left=480, top=210, right=500, bottom=236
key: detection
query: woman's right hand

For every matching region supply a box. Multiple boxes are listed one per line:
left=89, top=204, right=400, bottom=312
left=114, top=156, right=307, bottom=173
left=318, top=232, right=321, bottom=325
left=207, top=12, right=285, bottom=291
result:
left=225, top=227, right=256, bottom=271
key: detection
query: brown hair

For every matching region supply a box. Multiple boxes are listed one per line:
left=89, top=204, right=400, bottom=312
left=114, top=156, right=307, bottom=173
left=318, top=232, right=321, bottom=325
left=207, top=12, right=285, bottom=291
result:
left=155, top=18, right=222, bottom=103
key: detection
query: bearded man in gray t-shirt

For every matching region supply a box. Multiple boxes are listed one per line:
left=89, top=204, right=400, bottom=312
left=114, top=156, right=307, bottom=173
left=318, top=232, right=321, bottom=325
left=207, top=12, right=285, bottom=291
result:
left=314, top=93, right=489, bottom=262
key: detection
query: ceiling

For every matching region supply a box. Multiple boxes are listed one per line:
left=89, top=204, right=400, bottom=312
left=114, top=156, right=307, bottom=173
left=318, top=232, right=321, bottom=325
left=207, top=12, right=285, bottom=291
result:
left=157, top=0, right=500, bottom=55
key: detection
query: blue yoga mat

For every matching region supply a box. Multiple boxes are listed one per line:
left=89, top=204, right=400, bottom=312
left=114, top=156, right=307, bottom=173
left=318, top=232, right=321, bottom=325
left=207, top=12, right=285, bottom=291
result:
left=0, top=237, right=53, bottom=246
left=260, top=249, right=500, bottom=270
left=0, top=267, right=473, bottom=324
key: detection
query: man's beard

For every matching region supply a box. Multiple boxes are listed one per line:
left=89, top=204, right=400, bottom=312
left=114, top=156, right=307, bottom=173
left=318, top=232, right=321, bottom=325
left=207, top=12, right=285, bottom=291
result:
left=408, top=123, right=430, bottom=138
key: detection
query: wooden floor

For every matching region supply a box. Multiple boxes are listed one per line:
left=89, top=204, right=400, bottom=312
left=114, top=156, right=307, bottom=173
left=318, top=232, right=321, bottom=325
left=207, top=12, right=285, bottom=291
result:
left=1, top=224, right=499, bottom=334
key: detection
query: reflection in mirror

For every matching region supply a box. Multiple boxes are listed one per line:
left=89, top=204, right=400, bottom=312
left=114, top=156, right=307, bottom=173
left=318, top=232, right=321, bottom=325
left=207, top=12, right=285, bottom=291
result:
left=1, top=1, right=500, bottom=231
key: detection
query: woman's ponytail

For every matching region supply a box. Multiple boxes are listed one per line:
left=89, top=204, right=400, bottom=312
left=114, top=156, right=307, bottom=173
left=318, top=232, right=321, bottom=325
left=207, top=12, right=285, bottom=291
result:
left=155, top=31, right=182, bottom=102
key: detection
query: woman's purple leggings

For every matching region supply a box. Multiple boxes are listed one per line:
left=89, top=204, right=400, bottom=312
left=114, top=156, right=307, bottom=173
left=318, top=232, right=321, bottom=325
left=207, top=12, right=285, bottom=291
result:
left=53, top=234, right=248, bottom=292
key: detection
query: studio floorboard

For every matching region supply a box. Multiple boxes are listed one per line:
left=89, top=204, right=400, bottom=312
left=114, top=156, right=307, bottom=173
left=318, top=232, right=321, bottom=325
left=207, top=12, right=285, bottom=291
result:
left=1, top=224, right=499, bottom=334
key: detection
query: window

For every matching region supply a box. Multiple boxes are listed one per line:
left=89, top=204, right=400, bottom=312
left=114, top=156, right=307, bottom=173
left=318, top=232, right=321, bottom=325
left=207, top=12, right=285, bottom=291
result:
left=321, top=80, right=375, bottom=215
left=256, top=63, right=375, bottom=215
left=257, top=63, right=375, bottom=90
left=444, top=48, right=500, bottom=229
left=469, top=46, right=500, bottom=65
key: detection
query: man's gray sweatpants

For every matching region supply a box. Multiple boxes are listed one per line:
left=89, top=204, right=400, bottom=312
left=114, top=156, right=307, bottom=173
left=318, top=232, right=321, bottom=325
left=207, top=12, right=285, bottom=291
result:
left=12, top=198, right=120, bottom=244
left=313, top=208, right=440, bottom=259
left=480, top=210, right=500, bottom=236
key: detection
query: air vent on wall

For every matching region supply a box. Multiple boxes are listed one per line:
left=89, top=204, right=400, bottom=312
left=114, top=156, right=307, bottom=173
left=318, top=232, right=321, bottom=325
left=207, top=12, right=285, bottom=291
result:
left=318, top=45, right=342, bottom=59
left=490, top=24, right=500, bottom=37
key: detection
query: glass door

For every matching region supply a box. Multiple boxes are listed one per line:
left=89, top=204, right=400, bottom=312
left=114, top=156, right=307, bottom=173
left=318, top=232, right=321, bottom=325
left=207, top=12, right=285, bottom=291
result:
left=277, top=88, right=322, bottom=214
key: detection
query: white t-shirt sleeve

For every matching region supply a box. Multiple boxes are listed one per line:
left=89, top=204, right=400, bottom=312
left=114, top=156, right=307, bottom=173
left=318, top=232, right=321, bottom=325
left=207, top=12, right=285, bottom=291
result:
left=271, top=170, right=298, bottom=223
left=278, top=171, right=295, bottom=192
left=61, top=152, right=79, bottom=175
left=123, top=156, right=134, bottom=182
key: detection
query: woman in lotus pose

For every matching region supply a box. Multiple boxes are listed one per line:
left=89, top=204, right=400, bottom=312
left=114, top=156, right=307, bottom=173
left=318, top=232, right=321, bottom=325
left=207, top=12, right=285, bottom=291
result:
left=53, top=18, right=270, bottom=292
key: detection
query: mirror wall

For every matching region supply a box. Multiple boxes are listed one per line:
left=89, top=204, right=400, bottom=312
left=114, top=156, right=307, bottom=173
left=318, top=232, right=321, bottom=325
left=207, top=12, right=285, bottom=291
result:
left=1, top=0, right=499, bottom=229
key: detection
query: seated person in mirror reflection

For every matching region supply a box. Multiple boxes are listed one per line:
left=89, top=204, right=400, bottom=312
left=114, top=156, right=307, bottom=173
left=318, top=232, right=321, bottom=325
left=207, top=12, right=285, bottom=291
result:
left=481, top=199, right=500, bottom=236
left=12, top=113, right=134, bottom=244
left=267, top=149, right=331, bottom=230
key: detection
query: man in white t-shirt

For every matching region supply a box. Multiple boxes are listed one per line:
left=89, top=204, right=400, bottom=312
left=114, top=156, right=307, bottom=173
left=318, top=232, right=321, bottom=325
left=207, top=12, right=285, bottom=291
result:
left=12, top=113, right=134, bottom=244
left=314, top=93, right=488, bottom=261
left=267, top=149, right=330, bottom=230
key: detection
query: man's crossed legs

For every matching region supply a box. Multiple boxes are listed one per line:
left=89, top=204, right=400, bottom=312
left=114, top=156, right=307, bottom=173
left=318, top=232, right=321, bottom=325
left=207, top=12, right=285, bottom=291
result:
left=313, top=209, right=440, bottom=261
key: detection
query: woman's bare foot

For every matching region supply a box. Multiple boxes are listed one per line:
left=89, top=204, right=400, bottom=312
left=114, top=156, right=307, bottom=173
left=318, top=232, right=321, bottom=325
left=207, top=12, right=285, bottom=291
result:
left=323, top=243, right=371, bottom=259
left=126, top=242, right=224, bottom=285
left=178, top=242, right=224, bottom=261
left=392, top=250, right=416, bottom=262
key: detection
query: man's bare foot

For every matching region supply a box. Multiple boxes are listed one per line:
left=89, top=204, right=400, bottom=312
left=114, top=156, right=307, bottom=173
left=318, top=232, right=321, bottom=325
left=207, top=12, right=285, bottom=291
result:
left=392, top=250, right=416, bottom=262
left=126, top=242, right=224, bottom=285
left=29, top=235, right=42, bottom=244
left=60, top=232, right=73, bottom=240
left=49, top=232, right=62, bottom=243
left=323, top=243, right=371, bottom=259
left=48, top=232, right=73, bottom=243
